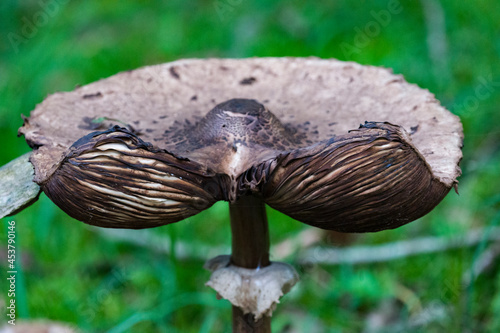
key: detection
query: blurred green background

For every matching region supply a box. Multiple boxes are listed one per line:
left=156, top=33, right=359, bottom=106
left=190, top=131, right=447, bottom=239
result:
left=1, top=0, right=499, bottom=332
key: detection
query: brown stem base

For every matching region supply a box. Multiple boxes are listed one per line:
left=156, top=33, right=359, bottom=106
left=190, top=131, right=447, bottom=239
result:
left=232, top=306, right=271, bottom=333
left=229, top=195, right=271, bottom=332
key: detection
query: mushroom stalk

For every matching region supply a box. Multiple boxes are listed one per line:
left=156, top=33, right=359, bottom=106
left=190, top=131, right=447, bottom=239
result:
left=230, top=195, right=270, bottom=268
left=229, top=195, right=271, bottom=332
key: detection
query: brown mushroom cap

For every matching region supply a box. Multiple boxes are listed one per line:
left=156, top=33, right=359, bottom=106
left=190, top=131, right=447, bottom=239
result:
left=19, top=57, right=463, bottom=231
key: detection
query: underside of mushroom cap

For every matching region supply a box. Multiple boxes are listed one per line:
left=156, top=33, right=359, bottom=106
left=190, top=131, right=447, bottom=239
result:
left=43, top=127, right=227, bottom=228
left=19, top=57, right=463, bottom=231
left=259, top=122, right=450, bottom=232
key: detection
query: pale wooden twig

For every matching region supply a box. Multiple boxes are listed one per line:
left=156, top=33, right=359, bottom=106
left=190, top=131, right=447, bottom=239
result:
left=0, top=153, right=40, bottom=219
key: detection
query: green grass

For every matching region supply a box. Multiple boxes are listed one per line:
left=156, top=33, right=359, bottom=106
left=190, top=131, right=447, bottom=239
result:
left=1, top=0, right=500, bottom=332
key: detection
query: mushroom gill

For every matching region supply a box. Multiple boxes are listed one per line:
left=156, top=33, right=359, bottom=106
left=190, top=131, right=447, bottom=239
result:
left=259, top=122, right=449, bottom=232
left=43, top=127, right=226, bottom=228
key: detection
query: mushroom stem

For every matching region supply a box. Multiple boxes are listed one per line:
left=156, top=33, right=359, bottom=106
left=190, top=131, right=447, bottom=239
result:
left=232, top=307, right=271, bottom=333
left=230, top=195, right=270, bottom=268
left=229, top=195, right=271, bottom=332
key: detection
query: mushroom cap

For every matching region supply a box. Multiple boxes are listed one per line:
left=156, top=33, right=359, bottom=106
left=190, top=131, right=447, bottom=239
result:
left=19, top=57, right=463, bottom=231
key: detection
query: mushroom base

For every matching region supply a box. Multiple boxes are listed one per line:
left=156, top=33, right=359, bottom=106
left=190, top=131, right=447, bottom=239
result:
left=204, top=255, right=299, bottom=320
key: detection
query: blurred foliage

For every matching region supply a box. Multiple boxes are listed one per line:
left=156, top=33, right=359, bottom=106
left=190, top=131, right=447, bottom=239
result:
left=1, top=0, right=499, bottom=332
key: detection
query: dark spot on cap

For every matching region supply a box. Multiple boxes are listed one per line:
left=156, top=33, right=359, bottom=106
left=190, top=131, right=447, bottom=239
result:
left=169, top=67, right=180, bottom=79
left=78, top=116, right=106, bottom=130
left=410, top=125, right=419, bottom=134
left=191, top=95, right=198, bottom=101
left=240, top=77, right=257, bottom=85
left=82, top=92, right=103, bottom=99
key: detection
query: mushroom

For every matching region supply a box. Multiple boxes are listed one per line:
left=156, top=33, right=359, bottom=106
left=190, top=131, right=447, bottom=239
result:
left=16, top=57, right=463, bottom=331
